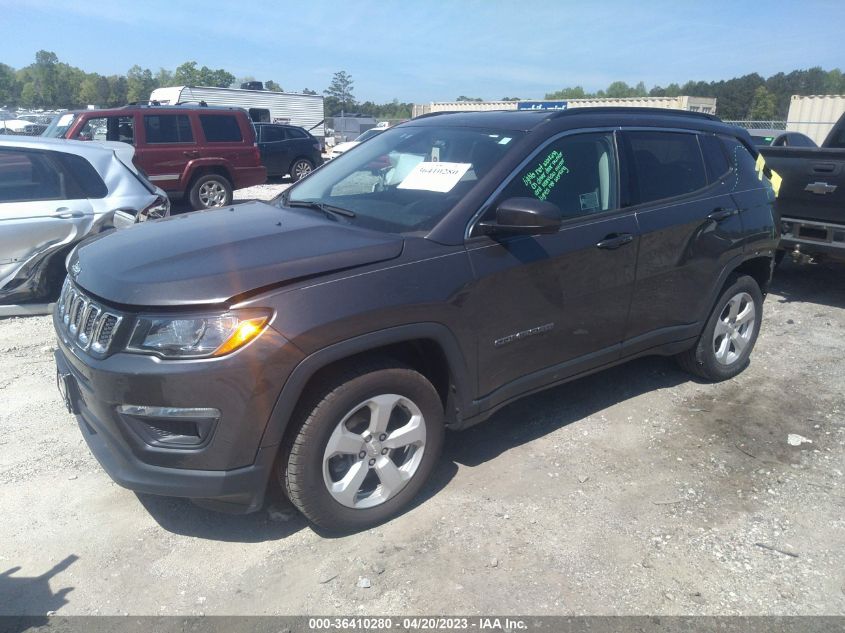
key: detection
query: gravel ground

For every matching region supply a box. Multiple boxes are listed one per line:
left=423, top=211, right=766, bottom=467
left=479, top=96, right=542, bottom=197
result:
left=1, top=259, right=843, bottom=616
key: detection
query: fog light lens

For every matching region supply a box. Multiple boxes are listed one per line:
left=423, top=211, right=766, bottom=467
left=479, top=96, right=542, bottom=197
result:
left=117, top=405, right=220, bottom=447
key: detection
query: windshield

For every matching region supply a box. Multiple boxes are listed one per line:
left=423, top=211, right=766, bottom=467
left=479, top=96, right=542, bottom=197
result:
left=354, top=128, right=383, bottom=143
left=42, top=112, right=77, bottom=138
left=283, top=125, right=523, bottom=234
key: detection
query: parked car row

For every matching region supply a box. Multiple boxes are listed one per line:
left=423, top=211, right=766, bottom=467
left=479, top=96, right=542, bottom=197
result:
left=0, top=136, right=169, bottom=307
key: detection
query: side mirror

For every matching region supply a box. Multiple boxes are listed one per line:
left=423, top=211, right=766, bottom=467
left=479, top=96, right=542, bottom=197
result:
left=478, top=197, right=563, bottom=236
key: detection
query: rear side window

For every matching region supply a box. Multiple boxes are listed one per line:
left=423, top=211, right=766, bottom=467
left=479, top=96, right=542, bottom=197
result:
left=0, top=149, right=63, bottom=202
left=261, top=126, right=287, bottom=142
left=55, top=153, right=108, bottom=199
left=144, top=115, right=194, bottom=144
left=624, top=131, right=707, bottom=205
left=288, top=127, right=308, bottom=139
left=200, top=115, right=243, bottom=142
left=720, top=135, right=773, bottom=194
left=497, top=132, right=617, bottom=219
left=699, top=134, right=730, bottom=182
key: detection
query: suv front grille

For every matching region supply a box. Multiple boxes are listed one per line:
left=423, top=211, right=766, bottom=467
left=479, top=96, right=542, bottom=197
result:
left=57, top=279, right=123, bottom=355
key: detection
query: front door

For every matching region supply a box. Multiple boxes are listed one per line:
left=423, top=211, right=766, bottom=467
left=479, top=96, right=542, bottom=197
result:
left=465, top=131, right=639, bottom=401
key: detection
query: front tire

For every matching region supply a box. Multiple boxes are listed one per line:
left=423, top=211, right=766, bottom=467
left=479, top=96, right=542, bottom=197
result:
left=676, top=274, right=763, bottom=381
left=281, top=360, right=444, bottom=532
left=189, top=174, right=232, bottom=210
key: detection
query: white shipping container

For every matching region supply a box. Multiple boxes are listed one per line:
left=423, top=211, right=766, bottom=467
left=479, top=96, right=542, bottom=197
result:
left=149, top=86, right=326, bottom=140
left=413, top=96, right=716, bottom=118
left=786, top=95, right=845, bottom=145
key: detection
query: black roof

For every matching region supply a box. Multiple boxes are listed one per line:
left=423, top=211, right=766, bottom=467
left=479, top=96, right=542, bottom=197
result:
left=408, top=107, right=723, bottom=132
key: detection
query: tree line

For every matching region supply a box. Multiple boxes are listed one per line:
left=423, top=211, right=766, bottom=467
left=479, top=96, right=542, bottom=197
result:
left=542, top=68, right=845, bottom=120
left=3, top=52, right=843, bottom=122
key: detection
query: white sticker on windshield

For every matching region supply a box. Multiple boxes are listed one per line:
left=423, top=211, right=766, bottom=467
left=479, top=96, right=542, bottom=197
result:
left=396, top=162, right=472, bottom=193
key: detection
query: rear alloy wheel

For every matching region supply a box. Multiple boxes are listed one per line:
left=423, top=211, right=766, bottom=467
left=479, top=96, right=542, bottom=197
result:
left=676, top=274, right=763, bottom=381
left=289, top=158, right=314, bottom=181
left=282, top=362, right=444, bottom=532
left=189, top=174, right=232, bottom=210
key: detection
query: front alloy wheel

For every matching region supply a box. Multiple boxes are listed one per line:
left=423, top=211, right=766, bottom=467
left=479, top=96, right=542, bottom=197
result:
left=281, top=361, right=444, bottom=532
left=323, top=394, right=426, bottom=508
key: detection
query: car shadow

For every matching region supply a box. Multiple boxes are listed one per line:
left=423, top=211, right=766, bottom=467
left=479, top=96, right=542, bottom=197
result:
left=447, top=355, right=689, bottom=468
left=0, top=555, right=77, bottom=625
left=770, top=258, right=845, bottom=309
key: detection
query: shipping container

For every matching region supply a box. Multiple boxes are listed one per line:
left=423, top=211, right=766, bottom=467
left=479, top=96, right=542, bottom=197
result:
left=786, top=95, right=845, bottom=145
left=413, top=96, right=716, bottom=118
left=149, top=86, right=326, bottom=141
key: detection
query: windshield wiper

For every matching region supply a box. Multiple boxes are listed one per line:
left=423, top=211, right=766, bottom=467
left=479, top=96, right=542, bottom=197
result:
left=286, top=200, right=356, bottom=219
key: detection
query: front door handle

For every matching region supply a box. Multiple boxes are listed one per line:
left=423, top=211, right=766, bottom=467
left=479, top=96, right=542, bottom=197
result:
left=596, top=233, right=634, bottom=250
left=53, top=207, right=84, bottom=219
left=707, top=208, right=737, bottom=222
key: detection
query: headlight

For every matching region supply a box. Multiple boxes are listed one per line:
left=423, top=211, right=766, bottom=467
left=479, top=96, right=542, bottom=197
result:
left=126, top=310, right=271, bottom=358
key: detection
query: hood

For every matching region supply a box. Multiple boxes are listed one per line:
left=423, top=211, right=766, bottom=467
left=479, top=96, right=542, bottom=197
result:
left=69, top=201, right=403, bottom=307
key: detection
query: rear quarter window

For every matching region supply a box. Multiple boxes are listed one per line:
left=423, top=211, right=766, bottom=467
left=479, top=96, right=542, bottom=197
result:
left=55, top=153, right=108, bottom=199
left=199, top=115, right=243, bottom=142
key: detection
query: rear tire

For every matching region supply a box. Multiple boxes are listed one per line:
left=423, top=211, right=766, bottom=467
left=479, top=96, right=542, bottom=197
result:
left=189, top=174, right=232, bottom=210
left=280, top=360, right=444, bottom=532
left=289, top=158, right=314, bottom=181
left=676, top=274, right=763, bottom=381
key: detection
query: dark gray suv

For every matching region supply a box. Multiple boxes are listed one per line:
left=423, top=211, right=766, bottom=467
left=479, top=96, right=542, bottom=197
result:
left=53, top=108, right=779, bottom=532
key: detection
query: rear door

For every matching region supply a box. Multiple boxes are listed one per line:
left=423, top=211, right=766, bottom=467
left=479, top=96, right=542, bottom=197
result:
left=137, top=113, right=195, bottom=192
left=620, top=130, right=744, bottom=353
left=0, top=147, right=94, bottom=294
left=258, top=125, right=292, bottom=176
left=466, top=131, right=639, bottom=400
left=197, top=112, right=247, bottom=166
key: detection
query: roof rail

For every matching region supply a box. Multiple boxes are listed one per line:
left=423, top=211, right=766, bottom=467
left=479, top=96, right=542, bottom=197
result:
left=548, top=106, right=721, bottom=121
left=413, top=110, right=464, bottom=120
left=175, top=100, right=209, bottom=107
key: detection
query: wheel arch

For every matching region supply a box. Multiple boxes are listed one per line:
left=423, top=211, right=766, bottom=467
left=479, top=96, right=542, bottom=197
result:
left=698, top=252, right=774, bottom=334
left=258, top=323, right=473, bottom=450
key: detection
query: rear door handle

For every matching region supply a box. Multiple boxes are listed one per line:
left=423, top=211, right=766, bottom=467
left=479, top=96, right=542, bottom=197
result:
left=596, top=233, right=634, bottom=249
left=707, top=208, right=737, bottom=222
left=183, top=150, right=200, bottom=158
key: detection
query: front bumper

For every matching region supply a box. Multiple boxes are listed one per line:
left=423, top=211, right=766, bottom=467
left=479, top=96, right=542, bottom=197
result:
left=53, top=314, right=302, bottom=512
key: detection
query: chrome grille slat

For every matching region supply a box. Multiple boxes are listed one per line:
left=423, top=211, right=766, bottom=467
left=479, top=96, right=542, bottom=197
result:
left=57, top=282, right=122, bottom=356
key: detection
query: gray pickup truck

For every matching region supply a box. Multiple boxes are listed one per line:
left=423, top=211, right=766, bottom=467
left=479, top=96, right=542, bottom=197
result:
left=760, top=112, right=845, bottom=263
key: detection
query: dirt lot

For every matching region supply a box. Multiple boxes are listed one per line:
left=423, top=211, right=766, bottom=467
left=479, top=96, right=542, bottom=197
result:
left=1, top=260, right=843, bottom=616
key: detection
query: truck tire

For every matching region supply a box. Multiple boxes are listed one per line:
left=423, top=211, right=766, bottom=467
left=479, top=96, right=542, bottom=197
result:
left=289, top=158, right=314, bottom=181
left=189, top=174, right=232, bottom=210
left=280, top=360, right=444, bottom=532
left=676, top=274, right=763, bottom=381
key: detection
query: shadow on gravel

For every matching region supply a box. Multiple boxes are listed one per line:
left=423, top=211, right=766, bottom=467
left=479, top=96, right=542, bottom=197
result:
left=0, top=555, right=77, bottom=624
left=770, top=258, right=845, bottom=309
left=448, top=355, right=689, bottom=468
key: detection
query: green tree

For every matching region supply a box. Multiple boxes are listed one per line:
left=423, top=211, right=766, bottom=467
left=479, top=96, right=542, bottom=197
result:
left=302, top=88, right=317, bottom=95
left=265, top=80, right=283, bottom=92
left=155, top=67, right=173, bottom=87
left=455, top=95, right=483, bottom=102
left=127, top=65, right=156, bottom=103
left=173, top=61, right=200, bottom=85
left=78, top=74, right=111, bottom=106
left=325, top=71, right=355, bottom=112
left=545, top=86, right=587, bottom=99
left=605, top=81, right=634, bottom=98
left=749, top=85, right=778, bottom=119
left=0, top=63, right=18, bottom=106
left=501, top=96, right=521, bottom=101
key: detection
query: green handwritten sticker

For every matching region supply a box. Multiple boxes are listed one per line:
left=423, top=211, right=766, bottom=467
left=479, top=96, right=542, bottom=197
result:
left=522, top=150, right=569, bottom=201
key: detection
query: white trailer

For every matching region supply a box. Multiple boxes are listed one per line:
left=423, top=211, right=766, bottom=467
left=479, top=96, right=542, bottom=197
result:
left=786, top=94, right=845, bottom=146
left=149, top=85, right=326, bottom=140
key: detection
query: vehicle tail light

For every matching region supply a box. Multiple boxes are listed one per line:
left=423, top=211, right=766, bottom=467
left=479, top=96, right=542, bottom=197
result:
left=252, top=143, right=261, bottom=165
left=139, top=195, right=170, bottom=221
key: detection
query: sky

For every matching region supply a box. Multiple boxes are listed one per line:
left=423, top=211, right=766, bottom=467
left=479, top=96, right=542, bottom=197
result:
left=1, top=0, right=843, bottom=103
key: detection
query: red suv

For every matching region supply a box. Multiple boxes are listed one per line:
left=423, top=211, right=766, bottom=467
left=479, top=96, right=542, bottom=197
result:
left=44, top=104, right=266, bottom=209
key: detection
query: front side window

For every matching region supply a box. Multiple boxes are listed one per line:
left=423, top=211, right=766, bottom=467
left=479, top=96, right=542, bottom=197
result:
left=199, top=115, right=243, bottom=142
left=283, top=125, right=524, bottom=234
left=76, top=116, right=134, bottom=144
left=495, top=132, right=617, bottom=219
left=144, top=115, right=194, bottom=144
left=624, top=131, right=707, bottom=205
